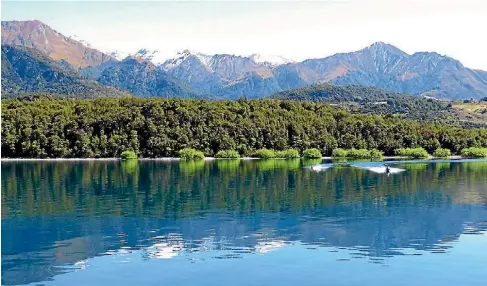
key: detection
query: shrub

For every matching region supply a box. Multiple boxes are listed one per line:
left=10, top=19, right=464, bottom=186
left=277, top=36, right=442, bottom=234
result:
left=394, top=148, right=430, bottom=158
left=179, top=148, right=205, bottom=160
left=461, top=147, right=487, bottom=158
left=193, top=150, right=205, bottom=160
left=215, top=150, right=241, bottom=159
left=303, top=148, right=322, bottom=159
left=332, top=148, right=348, bottom=158
left=369, top=149, right=384, bottom=159
left=253, top=148, right=276, bottom=159
left=120, top=150, right=137, bottom=160
left=433, top=148, right=451, bottom=158
left=275, top=149, right=300, bottom=159
left=347, top=149, right=372, bottom=159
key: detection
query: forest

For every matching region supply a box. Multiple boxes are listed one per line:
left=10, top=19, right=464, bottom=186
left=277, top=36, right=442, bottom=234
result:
left=271, top=83, right=487, bottom=127
left=2, top=97, right=487, bottom=158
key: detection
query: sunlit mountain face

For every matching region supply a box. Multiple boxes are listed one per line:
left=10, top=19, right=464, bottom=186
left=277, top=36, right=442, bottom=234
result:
left=3, top=20, right=487, bottom=100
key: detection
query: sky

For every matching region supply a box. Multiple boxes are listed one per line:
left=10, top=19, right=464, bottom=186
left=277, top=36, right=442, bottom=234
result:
left=2, top=0, right=487, bottom=69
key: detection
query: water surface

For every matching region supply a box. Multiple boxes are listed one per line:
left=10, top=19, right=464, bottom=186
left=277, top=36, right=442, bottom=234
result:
left=2, top=159, right=487, bottom=285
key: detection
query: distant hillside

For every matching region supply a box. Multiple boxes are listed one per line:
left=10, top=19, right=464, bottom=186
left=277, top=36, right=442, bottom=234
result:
left=1, top=20, right=116, bottom=68
left=97, top=56, right=201, bottom=98
left=450, top=100, right=487, bottom=128
left=269, top=83, right=469, bottom=126
left=1, top=45, right=128, bottom=98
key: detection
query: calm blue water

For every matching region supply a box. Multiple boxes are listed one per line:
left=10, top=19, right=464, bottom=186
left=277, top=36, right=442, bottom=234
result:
left=2, top=159, right=487, bottom=286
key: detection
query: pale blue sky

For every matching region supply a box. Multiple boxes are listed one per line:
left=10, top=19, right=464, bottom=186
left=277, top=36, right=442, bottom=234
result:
left=2, top=0, right=487, bottom=69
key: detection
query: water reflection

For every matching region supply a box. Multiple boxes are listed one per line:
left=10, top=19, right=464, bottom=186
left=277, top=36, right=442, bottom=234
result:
left=2, top=159, right=487, bottom=285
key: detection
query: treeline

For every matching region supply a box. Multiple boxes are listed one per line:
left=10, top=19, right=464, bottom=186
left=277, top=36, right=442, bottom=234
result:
left=2, top=98, right=487, bottom=158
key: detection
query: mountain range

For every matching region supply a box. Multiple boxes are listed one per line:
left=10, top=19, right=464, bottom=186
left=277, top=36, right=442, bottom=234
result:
left=2, top=20, right=487, bottom=100
left=1, top=45, right=127, bottom=98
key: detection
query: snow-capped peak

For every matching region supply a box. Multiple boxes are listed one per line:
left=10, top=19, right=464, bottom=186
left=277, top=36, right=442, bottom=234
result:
left=105, top=49, right=129, bottom=61
left=249, top=54, right=295, bottom=66
left=176, top=49, right=212, bottom=66
left=69, top=34, right=92, bottom=48
left=132, top=48, right=166, bottom=65
left=162, top=50, right=294, bottom=70
left=104, top=48, right=167, bottom=64
left=162, top=50, right=213, bottom=70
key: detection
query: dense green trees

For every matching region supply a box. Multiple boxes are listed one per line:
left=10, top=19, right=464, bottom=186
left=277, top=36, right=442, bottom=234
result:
left=2, top=98, right=487, bottom=158
left=270, top=83, right=464, bottom=125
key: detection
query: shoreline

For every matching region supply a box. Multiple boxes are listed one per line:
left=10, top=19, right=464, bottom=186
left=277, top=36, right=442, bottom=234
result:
left=0, top=155, right=468, bottom=161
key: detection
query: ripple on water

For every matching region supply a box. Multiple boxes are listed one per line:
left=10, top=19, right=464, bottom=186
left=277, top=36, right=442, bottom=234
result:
left=1, top=159, right=487, bottom=286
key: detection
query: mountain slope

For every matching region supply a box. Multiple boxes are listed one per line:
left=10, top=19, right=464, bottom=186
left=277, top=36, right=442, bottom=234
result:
left=279, top=42, right=487, bottom=100
left=269, top=83, right=463, bottom=125
left=161, top=51, right=277, bottom=99
left=3, top=20, right=487, bottom=100
left=1, top=45, right=127, bottom=98
left=1, top=20, right=116, bottom=68
left=97, top=56, right=201, bottom=98
left=162, top=43, right=487, bottom=100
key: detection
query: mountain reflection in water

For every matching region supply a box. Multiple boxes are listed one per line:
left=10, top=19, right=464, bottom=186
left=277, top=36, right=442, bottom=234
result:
left=2, top=159, right=487, bottom=285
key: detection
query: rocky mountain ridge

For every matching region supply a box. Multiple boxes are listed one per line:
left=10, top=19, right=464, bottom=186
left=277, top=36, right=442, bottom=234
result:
left=1, top=20, right=116, bottom=68
left=2, top=20, right=487, bottom=100
left=159, top=42, right=487, bottom=100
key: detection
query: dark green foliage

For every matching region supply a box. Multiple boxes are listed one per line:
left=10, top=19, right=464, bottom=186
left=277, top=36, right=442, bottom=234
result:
left=275, top=149, right=300, bottom=159
left=395, top=148, right=430, bottom=158
left=120, top=150, right=137, bottom=160
left=215, top=150, right=241, bottom=159
left=433, top=148, right=451, bottom=158
left=303, top=148, right=322, bottom=159
left=179, top=148, right=205, bottom=160
left=460, top=147, right=487, bottom=158
left=2, top=98, right=487, bottom=158
left=1, top=45, right=129, bottom=98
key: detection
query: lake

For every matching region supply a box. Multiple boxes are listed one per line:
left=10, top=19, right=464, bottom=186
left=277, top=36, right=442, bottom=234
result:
left=2, top=159, right=487, bottom=286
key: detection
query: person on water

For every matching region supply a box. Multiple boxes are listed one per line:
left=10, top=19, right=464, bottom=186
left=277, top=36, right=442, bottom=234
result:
left=385, top=165, right=391, bottom=175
